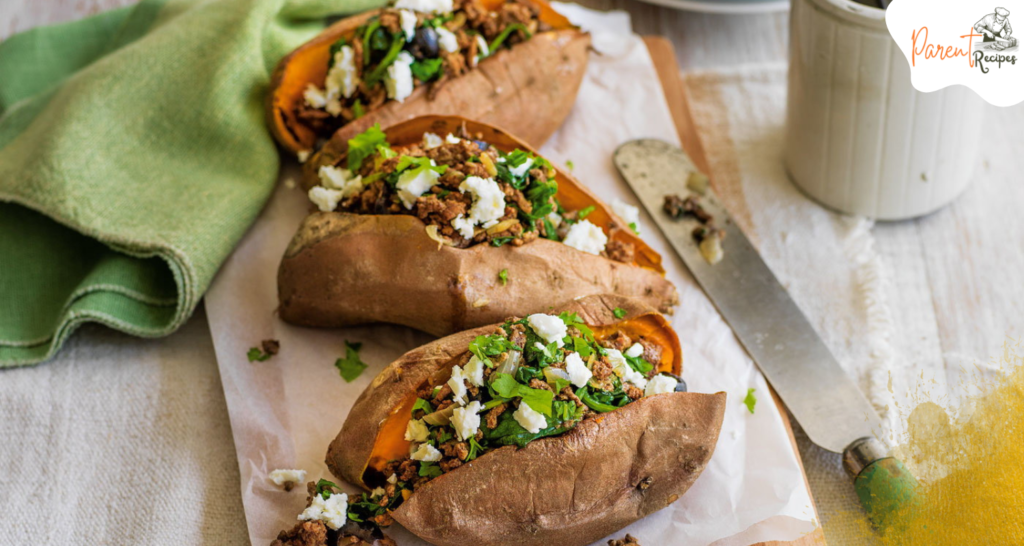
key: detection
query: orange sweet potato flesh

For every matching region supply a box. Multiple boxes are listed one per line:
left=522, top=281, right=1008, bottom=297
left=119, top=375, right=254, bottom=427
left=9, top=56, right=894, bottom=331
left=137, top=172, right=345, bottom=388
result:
left=325, top=295, right=725, bottom=546
left=277, top=116, right=677, bottom=336
left=267, top=0, right=587, bottom=155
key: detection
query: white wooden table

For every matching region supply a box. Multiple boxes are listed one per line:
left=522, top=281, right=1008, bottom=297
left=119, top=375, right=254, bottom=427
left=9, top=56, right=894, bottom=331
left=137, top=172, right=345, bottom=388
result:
left=4, top=1, right=1022, bottom=545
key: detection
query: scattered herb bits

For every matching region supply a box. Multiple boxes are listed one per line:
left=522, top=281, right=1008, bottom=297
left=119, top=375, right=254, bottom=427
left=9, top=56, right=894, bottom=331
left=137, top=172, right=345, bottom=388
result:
left=335, top=341, right=368, bottom=382
left=743, top=388, right=757, bottom=414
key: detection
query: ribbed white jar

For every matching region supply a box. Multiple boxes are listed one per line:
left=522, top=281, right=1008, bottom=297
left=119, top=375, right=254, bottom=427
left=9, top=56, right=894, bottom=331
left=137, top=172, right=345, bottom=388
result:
left=784, top=0, right=987, bottom=220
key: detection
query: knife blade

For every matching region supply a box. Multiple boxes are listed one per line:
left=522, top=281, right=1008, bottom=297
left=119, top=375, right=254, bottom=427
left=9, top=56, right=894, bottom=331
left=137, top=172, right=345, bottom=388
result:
left=613, top=138, right=880, bottom=453
left=614, top=139, right=919, bottom=532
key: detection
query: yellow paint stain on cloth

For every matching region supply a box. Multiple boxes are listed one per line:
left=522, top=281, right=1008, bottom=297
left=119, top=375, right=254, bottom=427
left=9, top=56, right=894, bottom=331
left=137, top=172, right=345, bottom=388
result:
left=852, top=341, right=1024, bottom=544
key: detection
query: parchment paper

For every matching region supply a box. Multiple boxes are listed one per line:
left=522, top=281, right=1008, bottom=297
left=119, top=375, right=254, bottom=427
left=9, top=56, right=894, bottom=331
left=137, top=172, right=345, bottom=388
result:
left=205, top=5, right=818, bottom=545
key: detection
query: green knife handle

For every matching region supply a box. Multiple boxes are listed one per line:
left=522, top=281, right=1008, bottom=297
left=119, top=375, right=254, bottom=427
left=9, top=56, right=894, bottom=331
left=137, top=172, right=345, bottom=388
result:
left=844, top=438, right=919, bottom=533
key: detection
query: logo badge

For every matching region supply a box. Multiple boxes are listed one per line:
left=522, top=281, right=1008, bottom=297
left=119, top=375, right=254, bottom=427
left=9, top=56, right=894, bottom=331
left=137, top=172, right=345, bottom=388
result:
left=887, top=1, right=1022, bottom=106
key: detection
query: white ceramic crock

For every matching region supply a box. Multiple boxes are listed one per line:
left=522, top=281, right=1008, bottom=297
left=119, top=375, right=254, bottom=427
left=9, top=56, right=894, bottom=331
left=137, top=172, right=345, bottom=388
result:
left=784, top=0, right=987, bottom=220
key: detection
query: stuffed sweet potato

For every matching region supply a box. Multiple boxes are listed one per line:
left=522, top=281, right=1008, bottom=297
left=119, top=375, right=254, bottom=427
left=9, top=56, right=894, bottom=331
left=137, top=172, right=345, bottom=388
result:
left=276, top=295, right=725, bottom=546
left=268, top=0, right=589, bottom=159
left=278, top=116, right=679, bottom=336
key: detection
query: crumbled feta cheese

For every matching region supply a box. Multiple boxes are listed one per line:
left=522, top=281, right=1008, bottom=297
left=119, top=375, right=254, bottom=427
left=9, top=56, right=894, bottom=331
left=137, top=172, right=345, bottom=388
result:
left=459, top=176, right=506, bottom=227
left=384, top=51, right=415, bottom=103
left=436, top=27, right=459, bottom=53
left=297, top=150, right=311, bottom=163
left=645, top=374, right=678, bottom=397
left=370, top=487, right=386, bottom=498
left=410, top=442, right=442, bottom=462
left=513, top=402, right=547, bottom=433
left=562, top=219, right=608, bottom=255
left=396, top=159, right=441, bottom=208
left=625, top=342, right=644, bottom=358
left=509, top=157, right=534, bottom=178
left=399, top=9, right=417, bottom=42
left=474, top=34, right=490, bottom=65
left=463, top=355, right=485, bottom=387
left=451, top=214, right=475, bottom=240
left=451, top=400, right=482, bottom=441
left=423, top=132, right=443, bottom=149
left=606, top=349, right=647, bottom=389
left=303, top=84, right=328, bottom=109
left=528, top=314, right=567, bottom=348
left=612, top=198, right=642, bottom=235
left=308, top=186, right=344, bottom=212
left=269, top=469, right=307, bottom=486
left=299, top=492, right=348, bottom=530
left=405, top=418, right=430, bottom=442
left=564, top=352, right=592, bottom=388
left=319, top=165, right=364, bottom=197
left=395, top=0, right=453, bottom=14
left=387, top=473, right=398, bottom=484
left=445, top=133, right=461, bottom=144
left=447, top=366, right=469, bottom=405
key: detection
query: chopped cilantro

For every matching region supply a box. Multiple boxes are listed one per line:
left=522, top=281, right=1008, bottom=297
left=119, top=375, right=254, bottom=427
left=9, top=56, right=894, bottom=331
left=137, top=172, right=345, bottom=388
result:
left=347, top=124, right=389, bottom=171
left=468, top=335, right=516, bottom=367
left=489, top=372, right=554, bottom=415
left=335, top=341, right=367, bottom=382
left=628, top=222, right=639, bottom=234
left=743, top=388, right=757, bottom=414
left=498, top=269, right=509, bottom=286
left=247, top=347, right=271, bottom=362
left=466, top=437, right=484, bottom=461
left=565, top=160, right=574, bottom=171
left=395, top=155, right=447, bottom=176
left=490, top=237, right=515, bottom=247
left=578, top=205, right=595, bottom=219
left=412, top=398, right=433, bottom=415
left=612, top=307, right=627, bottom=319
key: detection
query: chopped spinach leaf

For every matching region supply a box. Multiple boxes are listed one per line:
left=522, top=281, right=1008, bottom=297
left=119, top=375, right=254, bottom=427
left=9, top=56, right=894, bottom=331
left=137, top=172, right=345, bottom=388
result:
left=411, top=58, right=445, bottom=82
left=468, top=334, right=517, bottom=367
left=418, top=462, right=443, bottom=478
left=247, top=347, right=271, bottom=362
left=613, top=307, right=627, bottom=319
left=412, top=398, right=433, bottom=416
left=489, top=373, right=554, bottom=415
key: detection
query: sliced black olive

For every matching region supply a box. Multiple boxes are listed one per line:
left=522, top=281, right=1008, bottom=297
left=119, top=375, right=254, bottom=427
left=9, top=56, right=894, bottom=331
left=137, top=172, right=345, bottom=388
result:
left=663, top=373, right=687, bottom=392
left=411, top=27, right=439, bottom=59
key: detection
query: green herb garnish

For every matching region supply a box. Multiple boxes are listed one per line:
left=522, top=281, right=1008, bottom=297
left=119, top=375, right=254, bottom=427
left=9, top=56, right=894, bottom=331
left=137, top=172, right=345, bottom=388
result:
left=315, top=479, right=337, bottom=500
left=469, top=334, right=516, bottom=367
left=613, top=307, right=627, bottom=319
left=364, top=32, right=405, bottom=87
left=578, top=205, right=595, bottom=219
left=743, top=388, right=757, bottom=414
left=335, top=341, right=367, bottom=382
left=418, top=462, right=443, bottom=478
left=347, top=124, right=390, bottom=171
left=488, top=23, right=531, bottom=52
left=628, top=222, right=639, bottom=234
left=566, top=160, right=574, bottom=171
left=247, top=347, right=271, bottom=362
left=489, top=373, right=554, bottom=415
left=411, top=58, right=445, bottom=82
left=412, top=398, right=433, bottom=415
left=352, top=99, right=365, bottom=119
left=498, top=269, right=509, bottom=286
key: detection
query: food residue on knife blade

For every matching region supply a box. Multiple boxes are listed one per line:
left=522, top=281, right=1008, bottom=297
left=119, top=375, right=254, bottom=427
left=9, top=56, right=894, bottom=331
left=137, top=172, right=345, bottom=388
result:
left=663, top=190, right=725, bottom=265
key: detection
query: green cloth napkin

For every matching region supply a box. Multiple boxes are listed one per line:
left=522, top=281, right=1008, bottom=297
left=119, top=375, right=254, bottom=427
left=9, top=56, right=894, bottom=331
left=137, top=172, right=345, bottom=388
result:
left=0, top=0, right=383, bottom=367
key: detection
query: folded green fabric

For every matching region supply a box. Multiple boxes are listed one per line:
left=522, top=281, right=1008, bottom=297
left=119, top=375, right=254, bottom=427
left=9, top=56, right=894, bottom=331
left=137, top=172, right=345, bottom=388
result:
left=0, top=0, right=383, bottom=366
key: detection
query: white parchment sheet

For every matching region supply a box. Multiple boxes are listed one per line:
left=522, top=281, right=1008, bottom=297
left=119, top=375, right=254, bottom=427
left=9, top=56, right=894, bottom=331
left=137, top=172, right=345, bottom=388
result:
left=205, top=5, right=817, bottom=545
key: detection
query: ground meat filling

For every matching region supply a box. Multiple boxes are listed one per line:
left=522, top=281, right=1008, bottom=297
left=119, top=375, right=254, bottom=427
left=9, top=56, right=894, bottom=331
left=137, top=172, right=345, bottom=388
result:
left=296, top=0, right=548, bottom=137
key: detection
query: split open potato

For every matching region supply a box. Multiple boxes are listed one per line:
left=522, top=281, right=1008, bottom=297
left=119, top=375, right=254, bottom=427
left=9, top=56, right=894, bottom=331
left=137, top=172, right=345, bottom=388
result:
left=278, top=116, right=678, bottom=336
left=267, top=0, right=590, bottom=159
left=323, top=295, right=726, bottom=546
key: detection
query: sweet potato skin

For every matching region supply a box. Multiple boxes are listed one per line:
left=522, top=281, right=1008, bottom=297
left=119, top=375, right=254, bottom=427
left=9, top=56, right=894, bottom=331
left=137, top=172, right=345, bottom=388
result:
left=278, top=212, right=679, bottom=336
left=393, top=391, right=726, bottom=546
left=324, top=295, right=724, bottom=546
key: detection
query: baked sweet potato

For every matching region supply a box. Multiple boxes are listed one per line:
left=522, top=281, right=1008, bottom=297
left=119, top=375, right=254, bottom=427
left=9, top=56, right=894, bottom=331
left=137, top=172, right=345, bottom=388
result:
left=267, top=0, right=589, bottom=157
left=318, top=295, right=725, bottom=546
left=278, top=116, right=679, bottom=337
